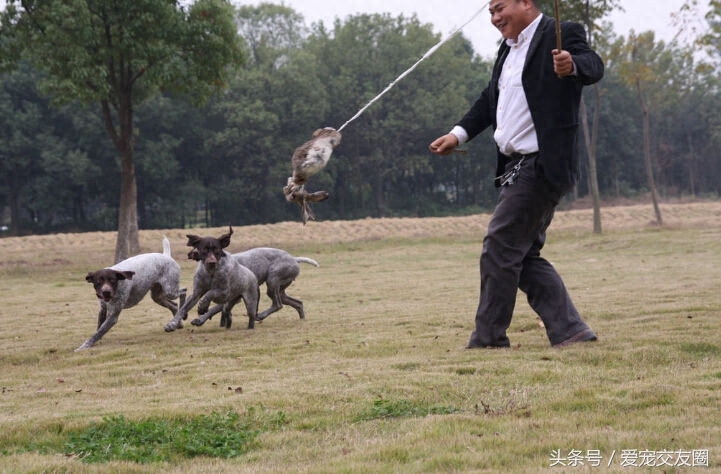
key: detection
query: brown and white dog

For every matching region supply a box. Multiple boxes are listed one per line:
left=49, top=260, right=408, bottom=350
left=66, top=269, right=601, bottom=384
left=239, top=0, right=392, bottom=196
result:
left=188, top=247, right=319, bottom=325
left=78, top=237, right=186, bottom=351
left=163, top=227, right=259, bottom=332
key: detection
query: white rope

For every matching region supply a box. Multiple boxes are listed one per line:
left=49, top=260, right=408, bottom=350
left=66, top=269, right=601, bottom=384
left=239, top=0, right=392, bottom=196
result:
left=337, top=3, right=489, bottom=132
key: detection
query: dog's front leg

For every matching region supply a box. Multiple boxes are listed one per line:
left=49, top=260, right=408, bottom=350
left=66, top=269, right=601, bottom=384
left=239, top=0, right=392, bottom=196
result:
left=164, top=292, right=201, bottom=332
left=76, top=309, right=120, bottom=351
left=191, top=310, right=214, bottom=327
left=96, top=304, right=108, bottom=330
left=197, top=287, right=226, bottom=315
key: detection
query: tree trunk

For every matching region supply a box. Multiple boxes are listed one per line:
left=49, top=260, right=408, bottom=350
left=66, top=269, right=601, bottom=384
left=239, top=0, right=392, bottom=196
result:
left=73, top=186, right=87, bottom=227
left=373, top=170, right=385, bottom=218
left=102, top=91, right=140, bottom=263
left=116, top=147, right=139, bottom=262
left=335, top=170, right=346, bottom=219
left=9, top=167, right=22, bottom=237
left=472, top=160, right=480, bottom=206
left=636, top=77, right=663, bottom=226
left=259, top=167, right=271, bottom=223
left=580, top=86, right=603, bottom=234
left=687, top=131, right=696, bottom=197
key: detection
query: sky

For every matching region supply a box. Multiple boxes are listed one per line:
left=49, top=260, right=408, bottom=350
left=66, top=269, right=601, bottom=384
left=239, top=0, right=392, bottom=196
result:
left=244, top=0, right=704, bottom=58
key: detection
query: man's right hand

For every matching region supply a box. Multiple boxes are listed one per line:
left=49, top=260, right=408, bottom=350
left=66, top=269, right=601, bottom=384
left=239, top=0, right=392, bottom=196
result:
left=429, top=134, right=459, bottom=155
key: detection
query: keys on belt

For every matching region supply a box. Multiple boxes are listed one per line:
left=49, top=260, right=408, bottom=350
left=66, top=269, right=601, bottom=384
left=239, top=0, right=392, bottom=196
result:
left=496, top=157, right=525, bottom=187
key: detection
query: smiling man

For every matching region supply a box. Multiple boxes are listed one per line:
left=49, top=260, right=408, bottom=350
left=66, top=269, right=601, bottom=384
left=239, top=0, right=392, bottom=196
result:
left=429, top=0, right=604, bottom=348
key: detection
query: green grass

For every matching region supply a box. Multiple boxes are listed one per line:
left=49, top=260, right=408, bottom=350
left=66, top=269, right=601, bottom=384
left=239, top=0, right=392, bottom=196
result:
left=356, top=399, right=461, bottom=421
left=1, top=203, right=721, bottom=472
left=63, top=409, right=274, bottom=463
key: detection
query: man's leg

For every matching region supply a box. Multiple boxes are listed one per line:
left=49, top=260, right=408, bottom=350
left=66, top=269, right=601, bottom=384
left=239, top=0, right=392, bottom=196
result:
left=519, top=216, right=591, bottom=345
left=468, top=158, right=545, bottom=348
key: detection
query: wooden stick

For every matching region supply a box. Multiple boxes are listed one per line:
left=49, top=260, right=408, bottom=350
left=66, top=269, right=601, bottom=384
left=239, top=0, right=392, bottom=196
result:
left=554, top=0, right=563, bottom=78
left=554, top=0, right=563, bottom=52
left=555, top=0, right=562, bottom=53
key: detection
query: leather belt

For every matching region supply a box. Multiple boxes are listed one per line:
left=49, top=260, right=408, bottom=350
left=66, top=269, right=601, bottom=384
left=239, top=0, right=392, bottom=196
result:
left=509, top=151, right=539, bottom=160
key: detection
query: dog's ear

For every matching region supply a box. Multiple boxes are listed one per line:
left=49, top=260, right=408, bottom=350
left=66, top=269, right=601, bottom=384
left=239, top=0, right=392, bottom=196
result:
left=115, top=271, right=135, bottom=281
left=186, top=235, right=202, bottom=247
left=218, top=226, right=233, bottom=249
left=311, top=128, right=324, bottom=138
left=85, top=272, right=95, bottom=283
left=187, top=248, right=200, bottom=261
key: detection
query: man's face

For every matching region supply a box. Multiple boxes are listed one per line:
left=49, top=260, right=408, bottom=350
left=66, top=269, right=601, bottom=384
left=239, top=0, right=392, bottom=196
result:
left=489, top=0, right=533, bottom=41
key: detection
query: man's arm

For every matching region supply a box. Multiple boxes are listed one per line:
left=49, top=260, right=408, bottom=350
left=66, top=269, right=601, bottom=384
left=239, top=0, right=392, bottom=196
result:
left=562, top=21, right=604, bottom=85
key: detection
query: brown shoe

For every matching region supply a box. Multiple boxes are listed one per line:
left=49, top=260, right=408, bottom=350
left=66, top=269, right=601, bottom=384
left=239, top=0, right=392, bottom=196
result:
left=553, top=328, right=597, bottom=348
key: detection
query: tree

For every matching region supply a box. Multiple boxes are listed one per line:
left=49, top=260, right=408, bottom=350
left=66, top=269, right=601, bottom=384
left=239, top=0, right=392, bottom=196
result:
left=538, top=0, right=622, bottom=233
left=0, top=0, right=244, bottom=262
left=611, top=32, right=668, bottom=225
left=700, top=0, right=721, bottom=65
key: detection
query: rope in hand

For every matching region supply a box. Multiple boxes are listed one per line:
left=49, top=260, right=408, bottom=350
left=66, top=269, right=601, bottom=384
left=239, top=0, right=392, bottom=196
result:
left=337, top=2, right=490, bottom=132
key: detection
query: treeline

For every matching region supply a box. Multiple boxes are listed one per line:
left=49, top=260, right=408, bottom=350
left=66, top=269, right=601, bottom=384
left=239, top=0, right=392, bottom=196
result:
left=1, top=3, right=720, bottom=235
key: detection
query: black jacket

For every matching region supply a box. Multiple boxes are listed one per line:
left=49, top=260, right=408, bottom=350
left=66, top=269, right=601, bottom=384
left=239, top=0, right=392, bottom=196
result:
left=457, top=15, right=604, bottom=187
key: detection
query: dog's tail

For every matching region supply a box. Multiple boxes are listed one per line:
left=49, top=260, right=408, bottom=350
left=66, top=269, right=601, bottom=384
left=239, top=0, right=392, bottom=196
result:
left=162, top=236, right=172, bottom=257
left=295, top=257, right=319, bottom=267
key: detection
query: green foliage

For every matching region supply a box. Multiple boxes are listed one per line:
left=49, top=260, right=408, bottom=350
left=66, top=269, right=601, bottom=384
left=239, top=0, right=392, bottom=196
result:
left=63, top=409, right=282, bottom=463
left=2, top=0, right=245, bottom=107
left=703, top=0, right=721, bottom=61
left=2, top=2, right=721, bottom=233
left=535, top=0, right=623, bottom=39
left=356, top=399, right=460, bottom=421
left=678, top=342, right=721, bottom=356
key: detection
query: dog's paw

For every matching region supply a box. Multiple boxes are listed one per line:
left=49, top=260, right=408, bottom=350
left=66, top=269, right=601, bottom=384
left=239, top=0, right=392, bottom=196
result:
left=164, top=322, right=178, bottom=332
left=75, top=341, right=92, bottom=351
left=191, top=318, right=204, bottom=326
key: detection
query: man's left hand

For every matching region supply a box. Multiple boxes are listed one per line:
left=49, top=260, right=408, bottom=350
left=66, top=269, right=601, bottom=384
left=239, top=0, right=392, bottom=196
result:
left=552, top=49, right=573, bottom=77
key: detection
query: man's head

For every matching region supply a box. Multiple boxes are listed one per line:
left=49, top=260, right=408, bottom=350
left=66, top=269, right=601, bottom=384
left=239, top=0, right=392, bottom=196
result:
left=489, top=0, right=540, bottom=41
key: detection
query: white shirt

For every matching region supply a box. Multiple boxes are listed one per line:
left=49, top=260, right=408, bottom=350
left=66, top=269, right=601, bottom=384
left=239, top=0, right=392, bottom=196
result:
left=451, top=14, right=543, bottom=157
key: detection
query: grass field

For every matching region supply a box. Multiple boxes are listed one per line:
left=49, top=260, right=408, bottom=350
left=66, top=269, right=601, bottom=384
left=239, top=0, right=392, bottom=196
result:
left=1, top=201, right=720, bottom=473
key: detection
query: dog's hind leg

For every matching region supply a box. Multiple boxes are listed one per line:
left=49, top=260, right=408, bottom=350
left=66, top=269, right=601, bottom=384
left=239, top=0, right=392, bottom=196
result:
left=256, top=283, right=284, bottom=321
left=281, top=289, right=305, bottom=319
left=151, top=283, right=179, bottom=315
left=243, top=286, right=260, bottom=329
left=221, top=299, right=238, bottom=330
left=219, top=307, right=230, bottom=328
left=178, top=288, right=187, bottom=312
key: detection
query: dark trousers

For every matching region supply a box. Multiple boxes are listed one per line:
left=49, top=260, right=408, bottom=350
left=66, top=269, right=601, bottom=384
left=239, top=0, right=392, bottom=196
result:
left=468, top=155, right=590, bottom=347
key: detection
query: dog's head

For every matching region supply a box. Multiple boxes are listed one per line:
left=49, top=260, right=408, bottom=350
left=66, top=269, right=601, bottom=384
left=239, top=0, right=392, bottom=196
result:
left=186, top=226, right=233, bottom=269
left=86, top=269, right=135, bottom=302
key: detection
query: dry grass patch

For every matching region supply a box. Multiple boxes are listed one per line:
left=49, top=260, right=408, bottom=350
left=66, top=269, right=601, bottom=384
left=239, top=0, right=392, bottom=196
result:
left=1, top=201, right=721, bottom=473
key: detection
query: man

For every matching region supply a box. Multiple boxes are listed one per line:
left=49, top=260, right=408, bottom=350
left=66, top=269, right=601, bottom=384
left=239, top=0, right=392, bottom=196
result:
left=429, top=0, right=604, bottom=348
